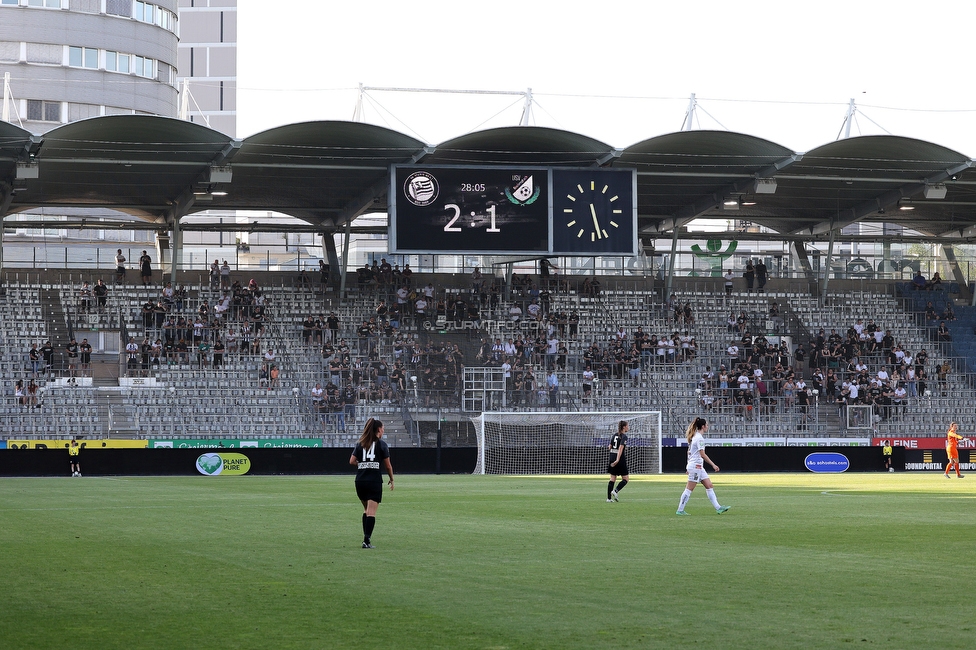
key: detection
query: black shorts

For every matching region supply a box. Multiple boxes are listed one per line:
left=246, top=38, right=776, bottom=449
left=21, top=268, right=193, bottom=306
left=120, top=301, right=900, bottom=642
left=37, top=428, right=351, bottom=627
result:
left=69, top=456, right=79, bottom=465
left=356, top=480, right=383, bottom=504
left=607, top=460, right=629, bottom=476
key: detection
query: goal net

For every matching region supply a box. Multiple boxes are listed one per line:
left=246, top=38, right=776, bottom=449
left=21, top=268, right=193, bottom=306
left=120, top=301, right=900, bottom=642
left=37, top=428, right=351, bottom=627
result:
left=473, top=411, right=662, bottom=475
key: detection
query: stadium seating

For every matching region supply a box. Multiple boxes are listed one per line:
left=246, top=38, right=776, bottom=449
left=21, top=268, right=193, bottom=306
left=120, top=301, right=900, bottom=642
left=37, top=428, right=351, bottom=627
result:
left=1, top=271, right=973, bottom=446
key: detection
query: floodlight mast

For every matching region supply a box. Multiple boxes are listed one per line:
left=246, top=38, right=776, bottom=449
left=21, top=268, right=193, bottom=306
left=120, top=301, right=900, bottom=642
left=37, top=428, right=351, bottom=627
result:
left=681, top=93, right=696, bottom=131
left=519, top=88, right=533, bottom=126
left=837, top=98, right=856, bottom=140
left=2, top=72, right=9, bottom=123
left=3, top=71, right=24, bottom=127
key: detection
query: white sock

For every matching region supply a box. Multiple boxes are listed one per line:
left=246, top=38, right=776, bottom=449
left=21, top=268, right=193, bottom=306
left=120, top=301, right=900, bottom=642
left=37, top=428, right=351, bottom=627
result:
left=706, top=488, right=721, bottom=510
left=678, top=489, right=692, bottom=511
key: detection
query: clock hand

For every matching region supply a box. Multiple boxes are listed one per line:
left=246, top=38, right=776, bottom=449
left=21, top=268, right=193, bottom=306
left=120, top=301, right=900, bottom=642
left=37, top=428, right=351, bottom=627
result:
left=590, top=204, right=602, bottom=239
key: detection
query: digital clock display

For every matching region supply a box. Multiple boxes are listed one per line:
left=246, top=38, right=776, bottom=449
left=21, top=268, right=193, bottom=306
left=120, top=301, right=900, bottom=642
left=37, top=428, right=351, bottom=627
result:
left=391, top=166, right=550, bottom=253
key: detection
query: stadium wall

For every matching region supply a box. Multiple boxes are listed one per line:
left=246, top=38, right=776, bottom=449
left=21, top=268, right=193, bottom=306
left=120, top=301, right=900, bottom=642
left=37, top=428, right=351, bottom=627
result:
left=662, top=446, right=902, bottom=472
left=0, top=448, right=478, bottom=477
left=2, top=447, right=961, bottom=476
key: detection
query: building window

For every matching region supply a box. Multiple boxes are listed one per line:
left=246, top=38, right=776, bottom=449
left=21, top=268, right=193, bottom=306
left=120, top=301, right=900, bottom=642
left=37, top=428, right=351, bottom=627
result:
left=68, top=46, right=98, bottom=69
left=27, top=0, right=62, bottom=7
left=27, top=100, right=61, bottom=122
left=133, top=55, right=154, bottom=79
left=105, top=51, right=130, bottom=73
left=131, top=1, right=176, bottom=34
left=134, top=0, right=154, bottom=24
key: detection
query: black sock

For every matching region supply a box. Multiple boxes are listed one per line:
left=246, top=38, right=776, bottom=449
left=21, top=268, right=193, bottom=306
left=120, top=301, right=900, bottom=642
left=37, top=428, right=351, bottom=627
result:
left=607, top=480, right=615, bottom=499
left=615, top=479, right=628, bottom=493
left=364, top=516, right=376, bottom=542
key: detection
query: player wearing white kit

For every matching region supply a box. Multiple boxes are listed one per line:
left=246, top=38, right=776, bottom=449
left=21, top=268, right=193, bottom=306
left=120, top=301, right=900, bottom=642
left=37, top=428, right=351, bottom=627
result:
left=676, top=417, right=731, bottom=515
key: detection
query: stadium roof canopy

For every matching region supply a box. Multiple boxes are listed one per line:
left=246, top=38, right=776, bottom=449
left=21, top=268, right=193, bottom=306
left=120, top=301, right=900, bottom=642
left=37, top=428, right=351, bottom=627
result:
left=2, top=115, right=976, bottom=240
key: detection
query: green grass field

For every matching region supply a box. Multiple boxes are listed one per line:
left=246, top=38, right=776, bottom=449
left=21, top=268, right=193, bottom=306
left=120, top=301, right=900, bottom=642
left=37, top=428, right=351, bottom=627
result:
left=1, top=473, right=974, bottom=649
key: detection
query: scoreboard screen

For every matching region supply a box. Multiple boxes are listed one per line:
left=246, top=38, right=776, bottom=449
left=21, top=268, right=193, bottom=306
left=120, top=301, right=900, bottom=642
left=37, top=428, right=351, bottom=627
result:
left=389, top=165, right=637, bottom=255
left=390, top=166, right=550, bottom=253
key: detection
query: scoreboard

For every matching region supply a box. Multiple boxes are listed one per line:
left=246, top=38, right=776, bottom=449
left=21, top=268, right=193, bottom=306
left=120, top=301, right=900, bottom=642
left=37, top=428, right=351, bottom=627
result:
left=389, top=165, right=637, bottom=255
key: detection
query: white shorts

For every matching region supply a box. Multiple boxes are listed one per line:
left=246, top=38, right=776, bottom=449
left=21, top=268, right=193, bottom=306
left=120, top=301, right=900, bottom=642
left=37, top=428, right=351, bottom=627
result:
left=687, top=465, right=709, bottom=483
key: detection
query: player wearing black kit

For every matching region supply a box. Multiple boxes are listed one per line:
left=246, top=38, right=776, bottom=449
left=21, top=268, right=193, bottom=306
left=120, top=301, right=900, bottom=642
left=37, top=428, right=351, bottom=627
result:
left=607, top=420, right=630, bottom=502
left=349, top=418, right=394, bottom=548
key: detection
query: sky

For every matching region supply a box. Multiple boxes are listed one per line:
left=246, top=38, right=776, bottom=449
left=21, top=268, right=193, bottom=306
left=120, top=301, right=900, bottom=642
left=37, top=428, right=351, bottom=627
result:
left=237, top=0, right=976, bottom=155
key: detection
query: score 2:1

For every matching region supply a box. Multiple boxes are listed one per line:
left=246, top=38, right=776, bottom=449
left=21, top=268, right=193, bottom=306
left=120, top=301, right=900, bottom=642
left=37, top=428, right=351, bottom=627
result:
left=443, top=204, right=500, bottom=233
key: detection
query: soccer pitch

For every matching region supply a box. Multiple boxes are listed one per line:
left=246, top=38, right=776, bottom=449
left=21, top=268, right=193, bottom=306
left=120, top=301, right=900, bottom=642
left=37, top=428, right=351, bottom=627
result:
left=1, top=473, right=973, bottom=649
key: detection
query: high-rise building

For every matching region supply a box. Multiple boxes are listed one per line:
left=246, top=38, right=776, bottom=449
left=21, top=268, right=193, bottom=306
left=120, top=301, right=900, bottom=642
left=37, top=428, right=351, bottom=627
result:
left=0, top=0, right=236, bottom=135
left=0, top=0, right=183, bottom=133
left=175, top=0, right=236, bottom=136
left=0, top=0, right=239, bottom=257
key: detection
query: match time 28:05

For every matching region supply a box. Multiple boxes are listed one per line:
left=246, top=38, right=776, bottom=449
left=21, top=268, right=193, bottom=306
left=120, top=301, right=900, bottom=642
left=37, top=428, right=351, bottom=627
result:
left=459, top=183, right=486, bottom=192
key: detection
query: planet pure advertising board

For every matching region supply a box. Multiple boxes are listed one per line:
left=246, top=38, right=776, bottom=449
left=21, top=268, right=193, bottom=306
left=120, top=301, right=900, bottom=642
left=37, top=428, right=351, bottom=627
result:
left=195, top=452, right=250, bottom=476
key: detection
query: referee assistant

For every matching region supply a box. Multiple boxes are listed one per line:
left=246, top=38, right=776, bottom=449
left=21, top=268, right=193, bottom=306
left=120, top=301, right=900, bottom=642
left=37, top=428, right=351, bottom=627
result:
left=68, top=438, right=81, bottom=477
left=349, top=418, right=394, bottom=548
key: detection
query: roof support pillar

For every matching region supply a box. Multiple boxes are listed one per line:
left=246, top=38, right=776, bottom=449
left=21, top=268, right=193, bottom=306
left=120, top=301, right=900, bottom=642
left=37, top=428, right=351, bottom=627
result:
left=939, top=244, right=971, bottom=302
left=0, top=183, right=12, bottom=273
left=791, top=239, right=815, bottom=282
left=819, top=228, right=836, bottom=305
left=322, top=232, right=340, bottom=288
left=170, top=213, right=182, bottom=287
left=339, top=217, right=352, bottom=295
left=664, top=226, right=679, bottom=300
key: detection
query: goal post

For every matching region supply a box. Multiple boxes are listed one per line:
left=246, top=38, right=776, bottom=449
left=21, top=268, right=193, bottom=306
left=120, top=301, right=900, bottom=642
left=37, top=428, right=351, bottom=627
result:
left=473, top=411, right=662, bottom=475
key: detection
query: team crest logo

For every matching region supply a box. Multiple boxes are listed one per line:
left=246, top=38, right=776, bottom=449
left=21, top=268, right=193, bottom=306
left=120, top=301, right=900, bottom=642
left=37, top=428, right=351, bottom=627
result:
left=404, top=171, right=439, bottom=207
left=505, top=175, right=540, bottom=205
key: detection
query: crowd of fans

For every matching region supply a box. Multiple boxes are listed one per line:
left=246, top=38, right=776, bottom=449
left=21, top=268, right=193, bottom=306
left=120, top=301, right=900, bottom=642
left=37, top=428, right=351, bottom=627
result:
left=125, top=277, right=279, bottom=386
left=698, top=314, right=948, bottom=424
left=9, top=264, right=967, bottom=433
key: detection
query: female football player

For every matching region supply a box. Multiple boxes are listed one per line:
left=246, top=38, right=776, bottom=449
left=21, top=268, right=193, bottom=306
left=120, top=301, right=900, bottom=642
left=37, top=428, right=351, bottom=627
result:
left=676, top=417, right=730, bottom=515
left=606, top=420, right=629, bottom=502
left=349, top=418, right=394, bottom=548
left=944, top=422, right=968, bottom=479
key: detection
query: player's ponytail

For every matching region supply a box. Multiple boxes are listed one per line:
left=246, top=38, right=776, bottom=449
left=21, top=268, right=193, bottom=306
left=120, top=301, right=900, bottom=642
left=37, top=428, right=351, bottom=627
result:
left=358, top=418, right=384, bottom=447
left=686, top=417, right=707, bottom=443
left=618, top=420, right=628, bottom=433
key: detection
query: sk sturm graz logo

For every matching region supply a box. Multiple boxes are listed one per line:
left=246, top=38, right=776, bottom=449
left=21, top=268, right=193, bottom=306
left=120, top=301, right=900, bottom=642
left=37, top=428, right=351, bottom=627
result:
left=404, top=171, right=439, bottom=206
left=505, top=174, right=540, bottom=206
